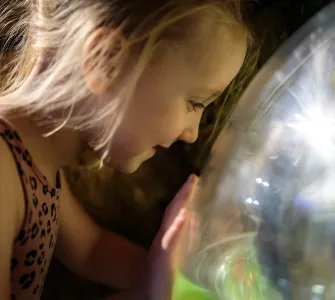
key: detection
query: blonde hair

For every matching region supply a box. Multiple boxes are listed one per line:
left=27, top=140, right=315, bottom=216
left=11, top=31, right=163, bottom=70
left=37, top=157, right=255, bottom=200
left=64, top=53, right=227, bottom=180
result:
left=0, top=0, right=251, bottom=159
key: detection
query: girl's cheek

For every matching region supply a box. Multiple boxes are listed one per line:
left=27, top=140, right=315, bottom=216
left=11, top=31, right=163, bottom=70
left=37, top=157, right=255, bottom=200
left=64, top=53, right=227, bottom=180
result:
left=164, top=114, right=187, bottom=141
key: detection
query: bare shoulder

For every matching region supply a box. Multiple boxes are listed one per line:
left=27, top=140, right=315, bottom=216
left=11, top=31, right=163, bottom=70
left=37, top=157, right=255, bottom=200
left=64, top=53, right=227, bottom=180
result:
left=0, top=137, right=25, bottom=238
left=0, top=136, right=25, bottom=298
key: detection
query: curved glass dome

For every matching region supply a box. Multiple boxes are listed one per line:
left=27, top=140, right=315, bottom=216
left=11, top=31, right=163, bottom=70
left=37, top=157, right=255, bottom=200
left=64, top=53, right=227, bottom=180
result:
left=174, top=3, right=335, bottom=300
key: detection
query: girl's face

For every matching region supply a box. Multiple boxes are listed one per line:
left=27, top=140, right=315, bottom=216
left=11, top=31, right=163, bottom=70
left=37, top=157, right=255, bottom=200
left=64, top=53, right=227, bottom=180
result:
left=101, top=24, right=246, bottom=173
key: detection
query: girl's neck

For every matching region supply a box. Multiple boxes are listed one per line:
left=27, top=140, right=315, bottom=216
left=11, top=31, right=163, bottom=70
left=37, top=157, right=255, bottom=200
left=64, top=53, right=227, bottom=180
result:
left=9, top=116, right=85, bottom=175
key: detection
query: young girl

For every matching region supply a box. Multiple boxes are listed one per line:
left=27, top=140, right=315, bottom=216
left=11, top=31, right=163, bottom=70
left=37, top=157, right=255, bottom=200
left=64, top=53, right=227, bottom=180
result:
left=0, top=0, right=251, bottom=299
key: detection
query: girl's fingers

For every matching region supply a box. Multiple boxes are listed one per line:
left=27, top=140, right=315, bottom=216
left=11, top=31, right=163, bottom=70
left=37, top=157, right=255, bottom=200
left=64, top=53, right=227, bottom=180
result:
left=162, top=174, right=198, bottom=232
left=169, top=174, right=197, bottom=211
left=160, top=174, right=199, bottom=250
left=161, top=209, right=187, bottom=250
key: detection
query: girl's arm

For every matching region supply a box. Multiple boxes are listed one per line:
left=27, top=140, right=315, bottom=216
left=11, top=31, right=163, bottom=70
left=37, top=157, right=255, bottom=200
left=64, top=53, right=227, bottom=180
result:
left=55, top=170, right=197, bottom=299
left=54, top=169, right=147, bottom=290
left=106, top=175, right=199, bottom=300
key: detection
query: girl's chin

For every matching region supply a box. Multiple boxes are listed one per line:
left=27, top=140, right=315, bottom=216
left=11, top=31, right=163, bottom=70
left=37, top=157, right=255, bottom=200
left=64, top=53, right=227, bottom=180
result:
left=103, top=154, right=148, bottom=173
left=90, top=147, right=156, bottom=173
left=110, top=158, right=143, bottom=174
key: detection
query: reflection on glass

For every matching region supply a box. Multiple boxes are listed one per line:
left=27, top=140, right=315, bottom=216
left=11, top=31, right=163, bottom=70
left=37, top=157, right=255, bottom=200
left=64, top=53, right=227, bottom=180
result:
left=174, top=3, right=335, bottom=300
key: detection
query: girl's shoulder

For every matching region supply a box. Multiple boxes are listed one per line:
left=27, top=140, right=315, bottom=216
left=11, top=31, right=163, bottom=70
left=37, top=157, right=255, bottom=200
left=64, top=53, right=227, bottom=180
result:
left=0, top=135, right=26, bottom=239
left=0, top=135, right=22, bottom=299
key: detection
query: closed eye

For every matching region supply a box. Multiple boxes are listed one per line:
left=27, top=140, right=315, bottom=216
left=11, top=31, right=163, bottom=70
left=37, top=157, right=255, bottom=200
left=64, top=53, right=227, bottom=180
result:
left=187, top=100, right=205, bottom=113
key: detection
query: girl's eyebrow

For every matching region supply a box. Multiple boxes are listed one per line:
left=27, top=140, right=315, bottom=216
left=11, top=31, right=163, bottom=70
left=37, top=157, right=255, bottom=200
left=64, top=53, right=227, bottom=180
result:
left=190, top=89, right=222, bottom=105
left=208, top=90, right=222, bottom=99
left=193, top=90, right=222, bottom=100
left=203, top=90, right=222, bottom=105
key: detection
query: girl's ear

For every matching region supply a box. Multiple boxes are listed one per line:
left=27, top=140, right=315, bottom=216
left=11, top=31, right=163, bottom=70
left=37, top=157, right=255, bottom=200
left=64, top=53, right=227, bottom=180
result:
left=82, top=27, right=126, bottom=95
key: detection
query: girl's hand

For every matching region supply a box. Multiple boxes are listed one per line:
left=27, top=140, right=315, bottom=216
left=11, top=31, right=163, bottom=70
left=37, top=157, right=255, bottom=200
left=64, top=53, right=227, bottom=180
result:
left=134, top=174, right=199, bottom=300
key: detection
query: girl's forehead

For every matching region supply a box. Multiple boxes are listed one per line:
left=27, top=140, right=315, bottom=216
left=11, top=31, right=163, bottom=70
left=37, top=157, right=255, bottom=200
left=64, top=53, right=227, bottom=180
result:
left=176, top=27, right=247, bottom=88
left=156, top=24, right=246, bottom=67
left=186, top=23, right=246, bottom=64
left=145, top=23, right=246, bottom=92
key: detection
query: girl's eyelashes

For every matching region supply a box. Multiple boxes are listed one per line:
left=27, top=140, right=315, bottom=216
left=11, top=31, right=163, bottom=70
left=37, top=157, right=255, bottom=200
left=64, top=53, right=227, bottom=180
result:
left=187, top=100, right=205, bottom=113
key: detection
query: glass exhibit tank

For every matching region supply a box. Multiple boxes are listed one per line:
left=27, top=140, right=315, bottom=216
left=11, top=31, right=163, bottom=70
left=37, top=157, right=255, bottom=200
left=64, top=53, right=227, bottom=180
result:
left=173, top=3, right=335, bottom=300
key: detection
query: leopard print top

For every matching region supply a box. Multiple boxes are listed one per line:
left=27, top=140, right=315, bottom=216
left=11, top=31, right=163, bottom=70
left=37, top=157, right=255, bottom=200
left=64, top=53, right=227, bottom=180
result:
left=0, top=119, right=61, bottom=300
